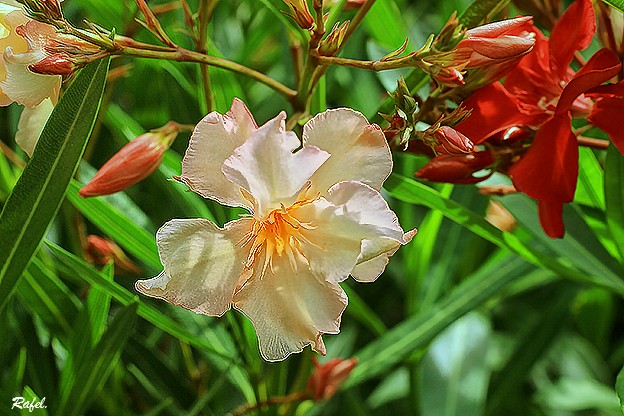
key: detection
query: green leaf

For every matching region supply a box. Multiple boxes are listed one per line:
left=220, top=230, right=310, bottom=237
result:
left=364, top=0, right=409, bottom=50
left=345, top=253, right=534, bottom=388
left=58, top=303, right=138, bottom=416
left=17, top=257, right=81, bottom=336
left=66, top=180, right=161, bottom=271
left=605, top=145, right=624, bottom=261
left=601, top=0, right=624, bottom=14
left=459, top=0, right=511, bottom=28
left=18, top=386, right=49, bottom=416
left=0, top=58, right=110, bottom=310
left=498, top=194, right=623, bottom=283
left=616, top=363, right=624, bottom=414
left=419, top=313, right=491, bottom=416
left=384, top=173, right=624, bottom=296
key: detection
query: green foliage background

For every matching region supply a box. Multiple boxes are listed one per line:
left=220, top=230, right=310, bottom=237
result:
left=1, top=0, right=624, bottom=415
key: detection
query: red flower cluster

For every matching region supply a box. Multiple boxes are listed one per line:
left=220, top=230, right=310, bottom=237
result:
left=447, top=0, right=623, bottom=238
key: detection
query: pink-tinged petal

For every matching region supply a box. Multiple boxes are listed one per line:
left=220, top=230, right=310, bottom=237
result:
left=14, top=97, right=53, bottom=155
left=509, top=115, right=578, bottom=203
left=555, top=48, right=621, bottom=116
left=1, top=45, right=61, bottom=107
left=180, top=99, right=257, bottom=208
left=455, top=83, right=542, bottom=144
left=135, top=218, right=252, bottom=316
left=222, top=112, right=330, bottom=216
left=549, top=0, right=596, bottom=79
left=538, top=200, right=565, bottom=238
left=465, top=16, right=534, bottom=38
left=588, top=96, right=624, bottom=155
left=233, top=254, right=347, bottom=361
left=586, top=80, right=624, bottom=98
left=294, top=181, right=413, bottom=283
left=304, top=108, right=392, bottom=194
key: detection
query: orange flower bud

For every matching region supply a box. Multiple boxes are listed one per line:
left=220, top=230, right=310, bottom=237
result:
left=283, top=0, right=315, bottom=30
left=85, top=235, right=141, bottom=274
left=79, top=122, right=179, bottom=197
left=415, top=151, right=495, bottom=184
left=432, top=66, right=465, bottom=86
left=306, top=358, right=358, bottom=401
left=343, top=0, right=366, bottom=10
left=433, top=126, right=474, bottom=155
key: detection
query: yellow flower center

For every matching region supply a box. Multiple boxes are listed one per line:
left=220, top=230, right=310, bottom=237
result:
left=238, top=182, right=319, bottom=277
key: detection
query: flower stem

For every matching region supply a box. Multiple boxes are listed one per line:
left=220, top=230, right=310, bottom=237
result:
left=228, top=392, right=308, bottom=416
left=577, top=136, right=610, bottom=150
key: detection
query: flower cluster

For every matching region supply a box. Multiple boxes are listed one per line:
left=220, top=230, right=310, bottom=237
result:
left=135, top=99, right=415, bottom=361
left=415, top=0, right=624, bottom=238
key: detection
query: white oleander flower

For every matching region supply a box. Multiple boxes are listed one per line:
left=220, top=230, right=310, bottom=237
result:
left=136, top=99, right=416, bottom=361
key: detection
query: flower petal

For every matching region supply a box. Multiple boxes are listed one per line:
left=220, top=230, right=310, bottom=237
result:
left=455, top=83, right=543, bottom=144
left=1, top=45, right=60, bottom=107
left=509, top=115, right=578, bottom=203
left=222, top=112, right=330, bottom=216
left=15, top=97, right=53, bottom=155
left=233, top=254, right=347, bottom=361
left=180, top=98, right=258, bottom=208
left=135, top=218, right=251, bottom=316
left=538, top=200, right=565, bottom=238
left=304, top=108, right=392, bottom=194
left=555, top=48, right=621, bottom=116
left=294, top=181, right=412, bottom=283
left=588, top=96, right=624, bottom=155
left=549, top=0, right=595, bottom=79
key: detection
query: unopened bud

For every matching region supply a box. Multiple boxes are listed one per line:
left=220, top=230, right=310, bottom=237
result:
left=79, top=122, right=180, bottom=197
left=283, top=0, right=315, bottom=30
left=433, top=126, right=474, bottom=155
left=85, top=235, right=141, bottom=274
left=415, top=151, right=495, bottom=184
left=306, top=358, right=358, bottom=401
left=319, top=21, right=349, bottom=56
left=29, top=53, right=75, bottom=75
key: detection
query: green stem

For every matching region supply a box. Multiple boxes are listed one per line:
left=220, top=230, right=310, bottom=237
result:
left=197, top=0, right=217, bottom=112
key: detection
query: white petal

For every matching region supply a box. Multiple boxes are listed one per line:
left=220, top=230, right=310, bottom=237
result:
left=295, top=181, right=414, bottom=283
left=351, top=230, right=417, bottom=283
left=1, top=45, right=60, bottom=107
left=304, top=108, right=392, bottom=194
left=15, top=97, right=53, bottom=155
left=135, top=218, right=252, bottom=316
left=233, top=254, right=347, bottom=361
left=180, top=98, right=258, bottom=208
left=222, top=112, right=330, bottom=216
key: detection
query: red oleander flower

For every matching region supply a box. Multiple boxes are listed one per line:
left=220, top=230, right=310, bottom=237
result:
left=306, top=357, right=357, bottom=401
left=456, top=0, right=623, bottom=238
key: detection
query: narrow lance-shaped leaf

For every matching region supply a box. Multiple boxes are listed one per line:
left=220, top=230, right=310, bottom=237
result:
left=605, top=145, right=624, bottom=262
left=0, top=58, right=110, bottom=310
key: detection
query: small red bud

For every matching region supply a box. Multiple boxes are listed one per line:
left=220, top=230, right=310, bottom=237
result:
left=433, top=126, right=474, bottom=155
left=306, top=358, right=358, bottom=401
left=415, top=151, right=495, bottom=184
left=433, top=67, right=465, bottom=87
left=79, top=122, right=179, bottom=197
left=85, top=235, right=141, bottom=274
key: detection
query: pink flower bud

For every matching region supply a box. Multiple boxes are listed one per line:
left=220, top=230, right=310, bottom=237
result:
left=79, top=122, right=180, bottom=197
left=283, top=0, right=315, bottom=30
left=415, top=151, right=495, bottom=184
left=85, top=235, right=141, bottom=274
left=343, top=0, right=366, bottom=10
left=29, top=53, right=75, bottom=75
left=306, top=358, right=358, bottom=401
left=433, top=126, right=474, bottom=155
left=456, top=16, right=535, bottom=68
